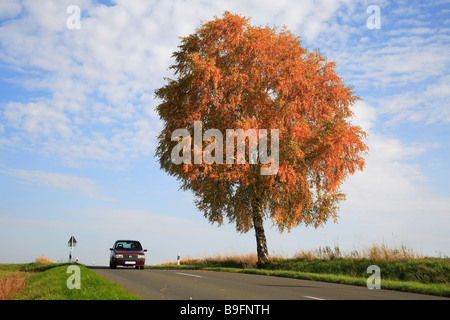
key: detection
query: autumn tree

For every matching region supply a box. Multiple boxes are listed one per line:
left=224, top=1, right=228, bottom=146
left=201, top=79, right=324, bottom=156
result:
left=155, top=12, right=368, bottom=266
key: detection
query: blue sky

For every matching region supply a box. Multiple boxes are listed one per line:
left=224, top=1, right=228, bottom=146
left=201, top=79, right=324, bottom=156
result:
left=0, top=0, right=449, bottom=265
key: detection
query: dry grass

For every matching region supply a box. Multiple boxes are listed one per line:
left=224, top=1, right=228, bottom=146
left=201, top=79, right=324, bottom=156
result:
left=163, top=253, right=259, bottom=268
left=0, top=256, right=52, bottom=300
left=163, top=243, right=424, bottom=267
left=293, top=243, right=422, bottom=261
left=0, top=271, right=27, bottom=300
left=35, top=255, right=53, bottom=264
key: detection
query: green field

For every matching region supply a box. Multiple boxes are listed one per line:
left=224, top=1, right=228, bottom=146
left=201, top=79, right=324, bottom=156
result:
left=0, top=263, right=140, bottom=300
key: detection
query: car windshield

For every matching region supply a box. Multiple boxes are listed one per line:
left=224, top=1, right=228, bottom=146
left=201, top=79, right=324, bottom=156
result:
left=115, top=241, right=142, bottom=251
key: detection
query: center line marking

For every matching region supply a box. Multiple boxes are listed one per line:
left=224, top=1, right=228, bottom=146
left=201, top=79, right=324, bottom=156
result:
left=176, top=272, right=203, bottom=278
left=303, top=295, right=326, bottom=300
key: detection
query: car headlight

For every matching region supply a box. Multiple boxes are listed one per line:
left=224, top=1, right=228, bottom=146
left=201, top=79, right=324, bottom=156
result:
left=137, top=255, right=145, bottom=259
left=116, top=254, right=123, bottom=258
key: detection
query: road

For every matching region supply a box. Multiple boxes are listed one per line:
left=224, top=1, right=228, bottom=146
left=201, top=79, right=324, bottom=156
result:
left=88, top=266, right=447, bottom=300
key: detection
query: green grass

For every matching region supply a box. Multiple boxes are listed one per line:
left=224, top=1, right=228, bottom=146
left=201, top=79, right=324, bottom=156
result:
left=200, top=267, right=450, bottom=298
left=0, top=263, right=141, bottom=300
left=263, top=258, right=449, bottom=284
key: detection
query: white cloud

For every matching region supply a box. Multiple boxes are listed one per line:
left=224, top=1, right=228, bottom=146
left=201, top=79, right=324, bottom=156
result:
left=4, top=101, right=73, bottom=138
left=337, top=37, right=449, bottom=90
left=340, top=100, right=450, bottom=254
left=3, top=169, right=114, bottom=201
left=0, top=0, right=163, bottom=165
left=0, top=0, right=357, bottom=166
left=382, top=75, right=450, bottom=124
left=0, top=0, right=22, bottom=20
left=351, top=101, right=377, bottom=132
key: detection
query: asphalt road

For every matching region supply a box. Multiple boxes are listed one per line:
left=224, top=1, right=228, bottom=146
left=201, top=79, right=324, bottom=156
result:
left=88, top=266, right=447, bottom=300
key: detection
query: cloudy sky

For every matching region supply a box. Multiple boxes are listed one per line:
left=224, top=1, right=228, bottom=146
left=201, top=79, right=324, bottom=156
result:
left=0, top=0, right=449, bottom=265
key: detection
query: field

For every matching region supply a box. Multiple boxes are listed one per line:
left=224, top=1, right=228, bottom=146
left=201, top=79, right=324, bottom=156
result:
left=0, top=260, right=140, bottom=300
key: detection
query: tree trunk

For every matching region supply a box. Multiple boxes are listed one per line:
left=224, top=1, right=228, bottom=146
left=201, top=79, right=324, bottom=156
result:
left=252, top=202, right=269, bottom=268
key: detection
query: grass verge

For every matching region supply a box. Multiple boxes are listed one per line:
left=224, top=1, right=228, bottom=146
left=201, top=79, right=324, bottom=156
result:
left=0, top=263, right=141, bottom=300
left=203, top=267, right=450, bottom=298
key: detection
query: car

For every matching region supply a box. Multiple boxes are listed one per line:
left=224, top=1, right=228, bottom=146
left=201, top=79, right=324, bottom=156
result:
left=109, top=240, right=147, bottom=269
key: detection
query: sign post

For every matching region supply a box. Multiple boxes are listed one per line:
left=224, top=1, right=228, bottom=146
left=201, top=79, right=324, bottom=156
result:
left=68, top=235, right=77, bottom=263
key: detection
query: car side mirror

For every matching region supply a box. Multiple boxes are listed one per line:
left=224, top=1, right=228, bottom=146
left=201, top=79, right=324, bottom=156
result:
left=110, top=248, right=113, bottom=250
left=144, top=249, right=147, bottom=252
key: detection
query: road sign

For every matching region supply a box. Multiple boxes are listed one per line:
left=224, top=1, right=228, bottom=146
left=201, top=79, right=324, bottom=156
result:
left=68, top=235, right=77, bottom=247
left=68, top=235, right=77, bottom=263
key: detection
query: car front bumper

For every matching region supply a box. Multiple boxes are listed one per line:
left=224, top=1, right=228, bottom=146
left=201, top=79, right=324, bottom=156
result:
left=112, top=255, right=145, bottom=267
left=113, top=259, right=145, bottom=266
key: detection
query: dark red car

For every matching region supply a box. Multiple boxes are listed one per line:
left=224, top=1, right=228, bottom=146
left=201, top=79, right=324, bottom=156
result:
left=109, top=240, right=147, bottom=269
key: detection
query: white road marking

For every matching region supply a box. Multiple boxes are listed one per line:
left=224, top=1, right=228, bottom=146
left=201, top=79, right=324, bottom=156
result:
left=303, top=295, right=326, bottom=300
left=176, top=272, right=203, bottom=278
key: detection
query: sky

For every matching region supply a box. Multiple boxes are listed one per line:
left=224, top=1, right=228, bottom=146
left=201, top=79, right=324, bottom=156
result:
left=0, top=0, right=449, bottom=265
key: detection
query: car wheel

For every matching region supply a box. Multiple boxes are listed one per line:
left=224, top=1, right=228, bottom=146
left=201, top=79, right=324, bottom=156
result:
left=109, top=260, right=116, bottom=269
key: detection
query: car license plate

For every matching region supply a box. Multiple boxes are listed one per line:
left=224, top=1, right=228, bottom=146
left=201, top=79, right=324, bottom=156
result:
left=124, top=261, right=136, bottom=265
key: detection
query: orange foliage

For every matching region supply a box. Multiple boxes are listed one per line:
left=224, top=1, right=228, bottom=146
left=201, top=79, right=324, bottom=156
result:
left=156, top=12, right=368, bottom=234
